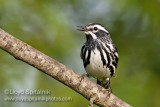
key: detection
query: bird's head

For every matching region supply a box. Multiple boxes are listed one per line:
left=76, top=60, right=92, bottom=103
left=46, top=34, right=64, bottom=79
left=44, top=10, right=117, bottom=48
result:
left=77, top=23, right=110, bottom=40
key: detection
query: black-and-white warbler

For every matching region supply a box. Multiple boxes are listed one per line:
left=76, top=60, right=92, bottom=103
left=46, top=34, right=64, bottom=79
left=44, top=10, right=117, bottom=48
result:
left=77, top=23, right=119, bottom=92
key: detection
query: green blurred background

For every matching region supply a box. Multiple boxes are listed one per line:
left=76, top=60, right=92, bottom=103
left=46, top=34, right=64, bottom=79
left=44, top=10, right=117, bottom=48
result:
left=0, top=0, right=160, bottom=107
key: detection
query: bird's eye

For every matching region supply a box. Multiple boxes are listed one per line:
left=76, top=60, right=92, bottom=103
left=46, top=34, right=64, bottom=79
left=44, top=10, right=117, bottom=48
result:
left=93, top=27, right=98, bottom=31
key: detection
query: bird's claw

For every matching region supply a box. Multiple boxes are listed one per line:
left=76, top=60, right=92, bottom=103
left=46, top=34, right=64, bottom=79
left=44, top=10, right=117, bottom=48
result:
left=80, top=73, right=90, bottom=82
left=105, top=87, right=112, bottom=97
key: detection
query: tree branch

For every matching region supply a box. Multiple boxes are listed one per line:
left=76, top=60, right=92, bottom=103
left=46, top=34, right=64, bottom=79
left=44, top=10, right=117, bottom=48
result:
left=0, top=28, right=131, bottom=107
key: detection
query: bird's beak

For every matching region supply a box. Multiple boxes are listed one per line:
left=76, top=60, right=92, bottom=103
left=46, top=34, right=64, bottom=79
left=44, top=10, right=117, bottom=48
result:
left=77, top=26, right=88, bottom=31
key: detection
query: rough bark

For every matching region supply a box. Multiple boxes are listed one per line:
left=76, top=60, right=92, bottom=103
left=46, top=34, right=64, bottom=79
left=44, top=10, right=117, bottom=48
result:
left=0, top=28, right=132, bottom=107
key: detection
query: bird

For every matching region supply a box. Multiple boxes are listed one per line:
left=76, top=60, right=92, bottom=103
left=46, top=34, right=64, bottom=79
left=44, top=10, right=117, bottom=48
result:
left=77, top=23, right=119, bottom=93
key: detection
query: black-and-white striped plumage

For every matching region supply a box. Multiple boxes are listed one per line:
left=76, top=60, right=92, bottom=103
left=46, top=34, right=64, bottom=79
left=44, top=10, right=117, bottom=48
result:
left=78, top=23, right=119, bottom=90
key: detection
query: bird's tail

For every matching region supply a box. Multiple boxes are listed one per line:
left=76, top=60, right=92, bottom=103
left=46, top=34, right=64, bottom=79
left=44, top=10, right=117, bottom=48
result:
left=97, top=78, right=112, bottom=92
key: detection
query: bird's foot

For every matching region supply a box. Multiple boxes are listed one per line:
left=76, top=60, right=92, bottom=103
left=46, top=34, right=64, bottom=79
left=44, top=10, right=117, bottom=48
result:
left=104, top=78, right=112, bottom=97
left=82, top=73, right=90, bottom=78
left=105, top=87, right=112, bottom=97
left=80, top=73, right=90, bottom=82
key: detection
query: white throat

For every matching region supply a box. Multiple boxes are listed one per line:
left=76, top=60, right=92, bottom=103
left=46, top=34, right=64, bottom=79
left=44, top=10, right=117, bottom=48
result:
left=85, top=31, right=97, bottom=39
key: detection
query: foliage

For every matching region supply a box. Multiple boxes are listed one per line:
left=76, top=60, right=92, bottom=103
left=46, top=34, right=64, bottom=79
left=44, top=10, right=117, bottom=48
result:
left=0, top=0, right=160, bottom=107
